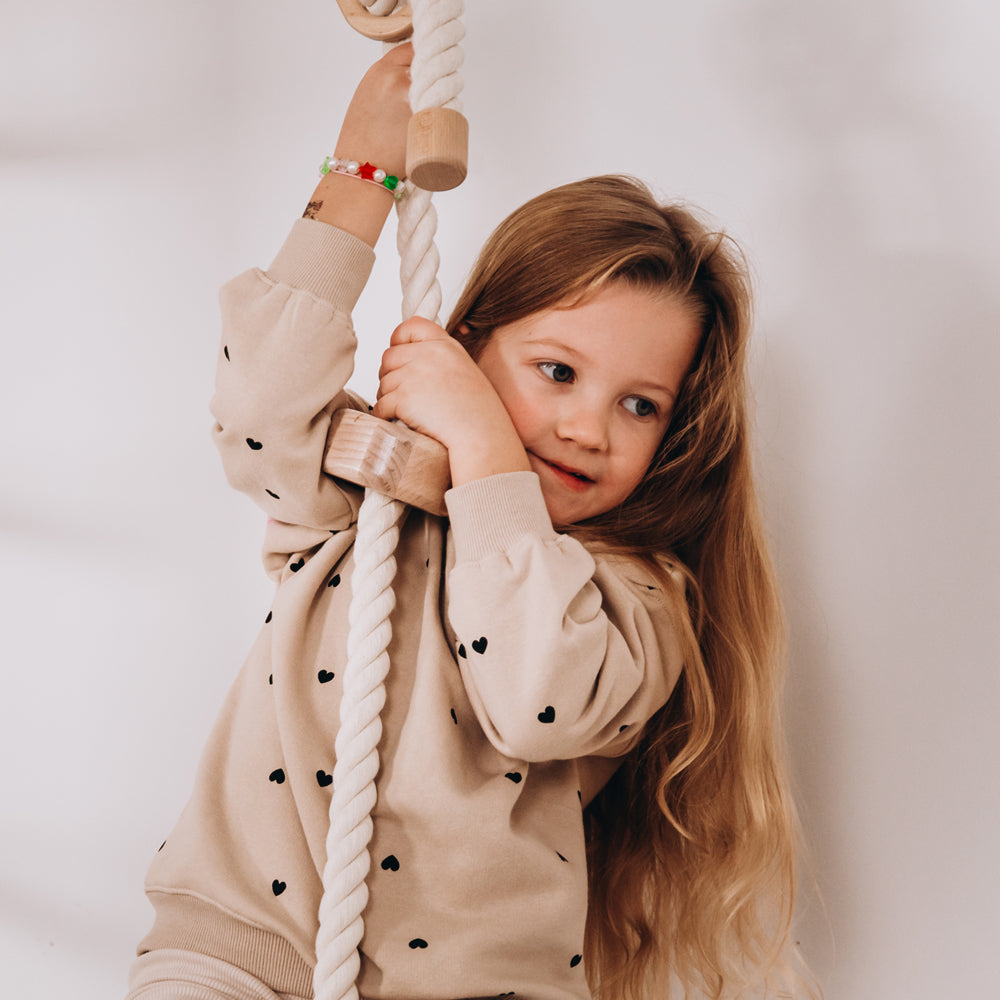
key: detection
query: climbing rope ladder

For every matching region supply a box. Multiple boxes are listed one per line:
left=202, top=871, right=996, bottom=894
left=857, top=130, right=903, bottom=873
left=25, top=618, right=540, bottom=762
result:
left=315, top=2, right=467, bottom=998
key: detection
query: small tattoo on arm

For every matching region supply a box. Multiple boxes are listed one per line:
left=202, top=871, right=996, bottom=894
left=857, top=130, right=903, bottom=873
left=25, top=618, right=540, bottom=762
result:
left=302, top=200, right=323, bottom=220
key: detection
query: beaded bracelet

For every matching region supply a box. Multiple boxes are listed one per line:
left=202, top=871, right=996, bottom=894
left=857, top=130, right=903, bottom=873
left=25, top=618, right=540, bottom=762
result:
left=319, top=155, right=407, bottom=199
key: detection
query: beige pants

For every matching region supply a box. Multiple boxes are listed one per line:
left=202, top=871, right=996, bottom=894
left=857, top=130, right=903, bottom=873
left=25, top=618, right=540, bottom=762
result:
left=125, top=950, right=311, bottom=1000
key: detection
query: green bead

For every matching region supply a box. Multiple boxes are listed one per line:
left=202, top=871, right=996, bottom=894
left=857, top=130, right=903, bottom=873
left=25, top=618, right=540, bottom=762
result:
left=384, top=175, right=399, bottom=190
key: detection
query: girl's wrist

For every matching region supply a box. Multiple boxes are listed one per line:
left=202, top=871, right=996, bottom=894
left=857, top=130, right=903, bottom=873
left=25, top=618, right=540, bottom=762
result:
left=302, top=170, right=395, bottom=247
left=446, top=419, right=531, bottom=489
left=320, top=155, right=407, bottom=200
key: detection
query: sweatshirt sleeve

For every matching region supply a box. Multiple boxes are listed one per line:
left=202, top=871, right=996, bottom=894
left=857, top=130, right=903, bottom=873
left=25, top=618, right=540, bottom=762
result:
left=209, top=219, right=375, bottom=534
left=444, top=472, right=685, bottom=763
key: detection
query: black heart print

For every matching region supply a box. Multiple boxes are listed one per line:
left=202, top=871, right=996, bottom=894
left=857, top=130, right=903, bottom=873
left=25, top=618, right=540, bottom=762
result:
left=381, top=855, right=400, bottom=872
left=472, top=636, right=488, bottom=654
left=246, top=438, right=263, bottom=450
left=272, top=880, right=286, bottom=896
left=318, top=670, right=335, bottom=684
left=316, top=770, right=333, bottom=787
left=408, top=938, right=428, bottom=949
left=268, top=768, right=285, bottom=784
left=538, top=706, right=556, bottom=724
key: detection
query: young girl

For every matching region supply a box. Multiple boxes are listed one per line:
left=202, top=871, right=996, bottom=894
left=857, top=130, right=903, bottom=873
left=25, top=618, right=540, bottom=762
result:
left=128, top=44, right=804, bottom=1000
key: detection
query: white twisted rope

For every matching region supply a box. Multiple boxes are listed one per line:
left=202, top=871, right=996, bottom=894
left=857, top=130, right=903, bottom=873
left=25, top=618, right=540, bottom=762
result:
left=314, top=489, right=403, bottom=1000
left=398, top=0, right=465, bottom=324
left=313, top=2, right=465, bottom=998
left=410, top=0, right=466, bottom=116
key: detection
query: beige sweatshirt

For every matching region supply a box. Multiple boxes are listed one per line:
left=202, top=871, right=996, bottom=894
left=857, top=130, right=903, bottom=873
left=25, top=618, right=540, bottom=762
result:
left=137, top=219, right=685, bottom=1000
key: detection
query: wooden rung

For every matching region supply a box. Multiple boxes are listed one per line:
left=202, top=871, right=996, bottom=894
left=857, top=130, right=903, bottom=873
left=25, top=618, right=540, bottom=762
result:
left=406, top=107, right=469, bottom=191
left=324, top=409, right=451, bottom=517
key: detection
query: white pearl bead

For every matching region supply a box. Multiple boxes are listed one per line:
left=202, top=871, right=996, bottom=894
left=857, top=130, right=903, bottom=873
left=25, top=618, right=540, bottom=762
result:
left=373, top=169, right=386, bottom=183
left=346, top=160, right=359, bottom=174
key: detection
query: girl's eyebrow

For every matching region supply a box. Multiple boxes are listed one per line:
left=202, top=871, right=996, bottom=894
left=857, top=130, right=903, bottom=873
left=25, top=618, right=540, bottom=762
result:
left=633, top=379, right=678, bottom=401
left=525, top=336, right=583, bottom=357
left=526, top=337, right=678, bottom=400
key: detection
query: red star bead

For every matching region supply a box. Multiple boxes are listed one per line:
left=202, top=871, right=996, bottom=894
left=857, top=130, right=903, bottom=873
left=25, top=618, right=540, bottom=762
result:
left=358, top=162, right=376, bottom=180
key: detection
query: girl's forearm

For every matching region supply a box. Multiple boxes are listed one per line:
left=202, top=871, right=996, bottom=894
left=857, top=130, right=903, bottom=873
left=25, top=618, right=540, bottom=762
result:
left=302, top=170, right=395, bottom=248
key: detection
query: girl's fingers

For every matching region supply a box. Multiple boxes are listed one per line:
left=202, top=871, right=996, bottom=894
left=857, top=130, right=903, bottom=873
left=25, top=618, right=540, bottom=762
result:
left=378, top=346, right=408, bottom=381
left=370, top=393, right=392, bottom=420
left=382, top=41, right=413, bottom=66
left=372, top=381, right=408, bottom=422
left=388, top=316, right=450, bottom=346
left=375, top=363, right=404, bottom=397
left=378, top=336, right=460, bottom=382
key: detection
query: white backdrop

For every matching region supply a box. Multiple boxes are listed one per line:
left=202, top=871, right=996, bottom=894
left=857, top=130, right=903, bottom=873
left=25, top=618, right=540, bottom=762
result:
left=2, top=2, right=997, bottom=998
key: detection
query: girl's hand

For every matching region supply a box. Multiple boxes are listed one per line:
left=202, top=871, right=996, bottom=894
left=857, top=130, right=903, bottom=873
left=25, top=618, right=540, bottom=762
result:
left=304, top=44, right=412, bottom=244
left=374, top=318, right=531, bottom=487
left=335, top=42, right=412, bottom=178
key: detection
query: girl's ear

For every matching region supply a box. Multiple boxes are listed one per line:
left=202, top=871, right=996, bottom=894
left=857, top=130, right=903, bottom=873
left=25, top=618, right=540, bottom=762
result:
left=452, top=321, right=489, bottom=361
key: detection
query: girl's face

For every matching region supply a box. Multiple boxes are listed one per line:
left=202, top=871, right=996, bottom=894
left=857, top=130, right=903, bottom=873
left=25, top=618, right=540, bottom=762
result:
left=473, top=283, right=702, bottom=526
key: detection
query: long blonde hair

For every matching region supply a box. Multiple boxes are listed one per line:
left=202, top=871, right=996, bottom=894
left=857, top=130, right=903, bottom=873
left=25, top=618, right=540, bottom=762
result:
left=448, top=176, right=807, bottom=998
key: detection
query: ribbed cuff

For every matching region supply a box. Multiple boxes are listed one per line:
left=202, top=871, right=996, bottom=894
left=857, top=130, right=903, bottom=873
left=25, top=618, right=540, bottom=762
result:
left=267, top=218, right=375, bottom=310
left=445, top=471, right=557, bottom=563
left=137, top=891, right=314, bottom=998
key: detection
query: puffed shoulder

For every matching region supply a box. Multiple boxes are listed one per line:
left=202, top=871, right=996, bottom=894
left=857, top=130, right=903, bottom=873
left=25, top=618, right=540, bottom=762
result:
left=445, top=496, right=687, bottom=762
left=595, top=549, right=688, bottom=610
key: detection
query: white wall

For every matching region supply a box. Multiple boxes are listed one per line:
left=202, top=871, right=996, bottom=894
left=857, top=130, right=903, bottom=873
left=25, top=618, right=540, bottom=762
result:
left=2, top=2, right=997, bottom=997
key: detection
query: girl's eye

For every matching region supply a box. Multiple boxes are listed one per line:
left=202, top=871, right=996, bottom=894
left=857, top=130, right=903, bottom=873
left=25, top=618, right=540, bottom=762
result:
left=538, top=361, right=575, bottom=383
left=623, top=396, right=658, bottom=418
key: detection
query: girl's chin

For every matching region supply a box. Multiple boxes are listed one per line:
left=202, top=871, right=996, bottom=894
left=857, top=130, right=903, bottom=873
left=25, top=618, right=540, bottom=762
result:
left=540, top=490, right=601, bottom=528
left=527, top=453, right=620, bottom=525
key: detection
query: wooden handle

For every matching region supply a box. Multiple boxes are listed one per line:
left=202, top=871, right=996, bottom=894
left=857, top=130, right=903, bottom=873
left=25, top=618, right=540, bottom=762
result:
left=334, top=0, right=414, bottom=41
left=406, top=107, right=469, bottom=191
left=335, top=1, right=469, bottom=192
left=324, top=409, right=451, bottom=517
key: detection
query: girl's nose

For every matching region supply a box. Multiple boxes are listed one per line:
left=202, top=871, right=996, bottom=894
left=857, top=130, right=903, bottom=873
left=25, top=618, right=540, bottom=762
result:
left=555, top=404, right=609, bottom=451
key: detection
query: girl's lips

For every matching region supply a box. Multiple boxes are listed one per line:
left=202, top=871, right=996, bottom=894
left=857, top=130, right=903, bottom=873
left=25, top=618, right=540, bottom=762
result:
left=532, top=454, right=594, bottom=493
